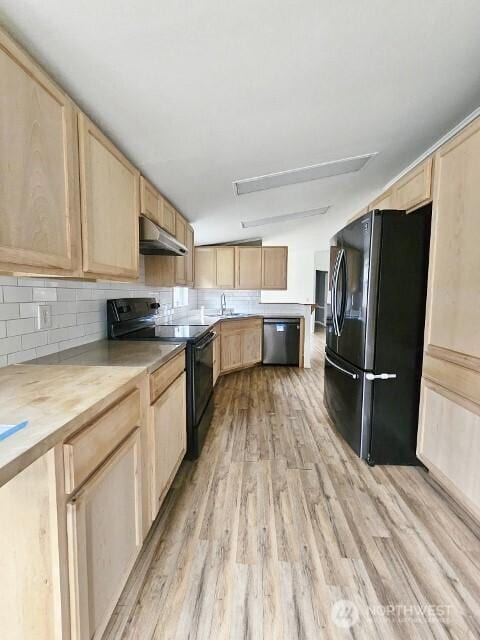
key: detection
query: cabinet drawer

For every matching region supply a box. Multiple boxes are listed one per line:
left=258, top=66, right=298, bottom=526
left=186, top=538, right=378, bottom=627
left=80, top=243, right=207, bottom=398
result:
left=64, top=389, right=140, bottom=494
left=150, top=352, right=185, bottom=403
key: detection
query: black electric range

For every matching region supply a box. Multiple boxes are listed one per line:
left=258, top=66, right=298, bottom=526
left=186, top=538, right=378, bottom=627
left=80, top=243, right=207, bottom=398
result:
left=107, top=298, right=216, bottom=459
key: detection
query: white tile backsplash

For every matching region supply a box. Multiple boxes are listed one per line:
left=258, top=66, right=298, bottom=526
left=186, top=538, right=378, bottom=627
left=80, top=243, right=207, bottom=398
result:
left=196, top=289, right=309, bottom=317
left=3, top=286, right=33, bottom=303
left=0, top=257, right=198, bottom=368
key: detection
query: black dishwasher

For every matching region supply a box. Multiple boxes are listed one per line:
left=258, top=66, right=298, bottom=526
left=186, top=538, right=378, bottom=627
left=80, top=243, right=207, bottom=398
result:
left=262, top=318, right=301, bottom=365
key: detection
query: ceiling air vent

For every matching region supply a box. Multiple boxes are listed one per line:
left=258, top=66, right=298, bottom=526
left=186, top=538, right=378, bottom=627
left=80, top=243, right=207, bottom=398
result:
left=241, top=206, right=330, bottom=229
left=233, top=152, right=377, bottom=195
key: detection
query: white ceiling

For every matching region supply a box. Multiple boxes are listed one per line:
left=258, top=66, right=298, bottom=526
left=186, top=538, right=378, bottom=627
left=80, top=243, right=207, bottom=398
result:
left=2, top=1, right=480, bottom=245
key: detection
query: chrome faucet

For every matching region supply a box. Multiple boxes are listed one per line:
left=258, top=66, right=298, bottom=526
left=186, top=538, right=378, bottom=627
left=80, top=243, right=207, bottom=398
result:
left=220, top=293, right=227, bottom=315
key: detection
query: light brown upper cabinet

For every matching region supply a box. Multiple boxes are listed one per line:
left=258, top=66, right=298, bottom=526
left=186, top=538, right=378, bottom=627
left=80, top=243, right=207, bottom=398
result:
left=393, top=157, right=433, bottom=212
left=162, top=201, right=176, bottom=236
left=194, top=245, right=288, bottom=290
left=174, top=211, right=187, bottom=285
left=78, top=113, right=140, bottom=280
left=194, top=246, right=235, bottom=289
left=185, top=225, right=195, bottom=287
left=216, top=247, right=236, bottom=288
left=347, top=206, right=369, bottom=223
left=369, top=190, right=394, bottom=211
left=262, top=247, right=288, bottom=289
left=194, top=247, right=217, bottom=288
left=140, top=176, right=163, bottom=228
left=425, top=119, right=480, bottom=366
left=0, top=29, right=82, bottom=277
left=235, top=247, right=262, bottom=289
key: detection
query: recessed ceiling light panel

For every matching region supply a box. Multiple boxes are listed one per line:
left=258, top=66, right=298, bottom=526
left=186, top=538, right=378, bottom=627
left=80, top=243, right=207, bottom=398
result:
left=233, top=152, right=377, bottom=195
left=241, top=206, right=330, bottom=229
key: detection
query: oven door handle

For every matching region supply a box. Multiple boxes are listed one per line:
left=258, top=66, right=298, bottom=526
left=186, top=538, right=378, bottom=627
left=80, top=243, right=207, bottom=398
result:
left=195, top=331, right=217, bottom=350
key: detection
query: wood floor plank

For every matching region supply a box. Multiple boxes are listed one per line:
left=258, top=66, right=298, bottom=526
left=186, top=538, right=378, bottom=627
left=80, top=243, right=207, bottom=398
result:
left=104, top=330, right=480, bottom=640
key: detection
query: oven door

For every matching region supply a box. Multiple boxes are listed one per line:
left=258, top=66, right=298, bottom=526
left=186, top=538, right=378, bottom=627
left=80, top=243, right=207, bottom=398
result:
left=192, top=330, right=215, bottom=426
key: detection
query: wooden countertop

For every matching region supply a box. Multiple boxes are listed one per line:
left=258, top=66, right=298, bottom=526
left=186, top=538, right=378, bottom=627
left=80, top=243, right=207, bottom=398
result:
left=0, top=365, right=146, bottom=488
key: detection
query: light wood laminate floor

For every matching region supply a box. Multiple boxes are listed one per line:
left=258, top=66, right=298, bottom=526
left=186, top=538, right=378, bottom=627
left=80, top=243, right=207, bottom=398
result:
left=104, top=332, right=480, bottom=639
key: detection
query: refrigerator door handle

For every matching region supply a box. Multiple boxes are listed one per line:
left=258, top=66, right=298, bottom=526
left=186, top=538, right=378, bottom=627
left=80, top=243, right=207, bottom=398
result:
left=325, top=352, right=359, bottom=379
left=332, top=251, right=342, bottom=336
left=365, top=372, right=397, bottom=380
left=337, top=249, right=347, bottom=335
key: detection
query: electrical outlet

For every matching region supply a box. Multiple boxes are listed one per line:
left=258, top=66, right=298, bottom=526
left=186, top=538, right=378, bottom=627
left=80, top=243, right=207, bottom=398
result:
left=37, top=304, right=52, bottom=330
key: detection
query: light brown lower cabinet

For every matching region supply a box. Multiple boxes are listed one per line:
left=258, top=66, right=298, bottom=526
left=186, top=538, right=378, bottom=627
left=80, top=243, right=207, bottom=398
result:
left=67, top=429, right=143, bottom=640
left=0, top=449, right=69, bottom=640
left=213, top=334, right=220, bottom=385
left=150, top=372, right=187, bottom=520
left=242, top=326, right=263, bottom=366
left=220, top=319, right=263, bottom=374
left=220, top=331, right=243, bottom=372
left=417, top=378, right=480, bottom=521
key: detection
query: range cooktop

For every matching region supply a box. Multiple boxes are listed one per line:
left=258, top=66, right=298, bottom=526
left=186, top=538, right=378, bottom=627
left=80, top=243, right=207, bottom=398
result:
left=119, top=324, right=210, bottom=342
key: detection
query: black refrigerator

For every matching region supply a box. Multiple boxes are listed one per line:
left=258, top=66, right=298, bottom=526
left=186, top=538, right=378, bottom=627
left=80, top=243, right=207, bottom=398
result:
left=324, top=205, right=431, bottom=465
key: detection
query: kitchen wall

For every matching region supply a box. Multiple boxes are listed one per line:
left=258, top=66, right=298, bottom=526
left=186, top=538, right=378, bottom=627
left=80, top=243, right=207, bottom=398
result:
left=0, top=258, right=198, bottom=367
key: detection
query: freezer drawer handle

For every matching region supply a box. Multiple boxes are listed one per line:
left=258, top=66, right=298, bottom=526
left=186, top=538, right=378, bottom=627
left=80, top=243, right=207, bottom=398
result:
left=365, top=373, right=397, bottom=380
left=325, top=353, right=358, bottom=380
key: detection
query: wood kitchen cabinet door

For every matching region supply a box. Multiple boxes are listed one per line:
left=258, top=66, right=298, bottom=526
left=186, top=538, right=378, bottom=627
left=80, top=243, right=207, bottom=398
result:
left=213, top=335, right=220, bottom=385
left=175, top=212, right=187, bottom=285
left=0, top=29, right=82, bottom=276
left=195, top=247, right=217, bottom=288
left=162, top=200, right=177, bottom=236
left=185, top=225, right=195, bottom=287
left=78, top=113, right=140, bottom=280
left=67, top=429, right=142, bottom=640
left=235, top=247, right=262, bottom=289
left=425, top=118, right=480, bottom=367
left=140, top=176, right=163, bottom=227
left=242, top=326, right=263, bottom=366
left=216, top=247, right=236, bottom=288
left=150, top=373, right=186, bottom=519
left=220, top=331, right=243, bottom=372
left=393, top=157, right=433, bottom=212
left=417, top=378, right=480, bottom=521
left=262, top=247, right=288, bottom=289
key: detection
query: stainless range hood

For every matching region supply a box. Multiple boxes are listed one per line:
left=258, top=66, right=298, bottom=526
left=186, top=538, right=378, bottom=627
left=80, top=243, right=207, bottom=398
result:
left=139, top=216, right=188, bottom=256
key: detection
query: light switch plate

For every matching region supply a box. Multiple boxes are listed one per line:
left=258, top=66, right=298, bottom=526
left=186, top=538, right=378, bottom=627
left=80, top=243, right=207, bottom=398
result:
left=37, top=304, right=52, bottom=330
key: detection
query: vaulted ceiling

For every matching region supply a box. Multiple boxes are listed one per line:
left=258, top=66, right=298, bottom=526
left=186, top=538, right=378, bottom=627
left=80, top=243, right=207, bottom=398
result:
left=2, top=1, right=480, bottom=245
